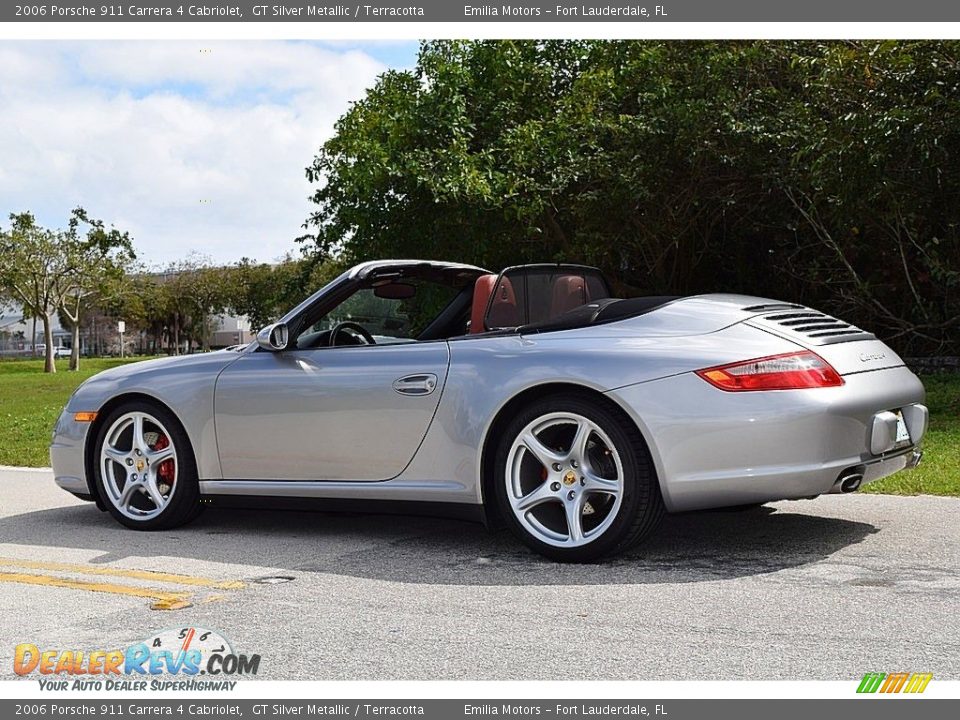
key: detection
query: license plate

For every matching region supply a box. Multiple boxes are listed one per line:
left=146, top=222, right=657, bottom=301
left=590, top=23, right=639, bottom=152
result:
left=895, top=411, right=911, bottom=445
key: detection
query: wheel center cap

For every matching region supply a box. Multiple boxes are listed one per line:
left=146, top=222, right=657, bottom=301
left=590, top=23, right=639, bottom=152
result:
left=135, top=459, right=145, bottom=472
left=562, top=470, right=577, bottom=486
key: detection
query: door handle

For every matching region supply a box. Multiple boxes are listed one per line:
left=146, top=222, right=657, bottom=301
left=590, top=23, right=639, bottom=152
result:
left=393, top=374, right=438, bottom=396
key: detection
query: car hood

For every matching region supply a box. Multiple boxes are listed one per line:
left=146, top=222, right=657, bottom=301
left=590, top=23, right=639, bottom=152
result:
left=87, top=350, right=241, bottom=382
left=66, top=350, right=244, bottom=412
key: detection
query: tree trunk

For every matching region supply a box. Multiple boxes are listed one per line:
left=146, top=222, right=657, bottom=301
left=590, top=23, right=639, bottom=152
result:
left=201, top=313, right=210, bottom=352
left=70, top=323, right=80, bottom=371
left=31, top=317, right=37, bottom=357
left=42, top=316, right=55, bottom=374
left=67, top=295, right=82, bottom=370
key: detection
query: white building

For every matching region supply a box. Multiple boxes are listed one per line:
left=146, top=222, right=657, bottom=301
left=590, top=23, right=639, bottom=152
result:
left=0, top=304, right=72, bottom=356
left=0, top=302, right=250, bottom=356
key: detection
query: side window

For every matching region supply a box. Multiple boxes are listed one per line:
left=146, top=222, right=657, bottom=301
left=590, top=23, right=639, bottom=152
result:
left=297, top=280, right=461, bottom=348
left=312, top=289, right=414, bottom=341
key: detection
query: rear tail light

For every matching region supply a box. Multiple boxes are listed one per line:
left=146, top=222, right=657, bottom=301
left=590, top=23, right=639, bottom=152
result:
left=696, top=351, right=843, bottom=391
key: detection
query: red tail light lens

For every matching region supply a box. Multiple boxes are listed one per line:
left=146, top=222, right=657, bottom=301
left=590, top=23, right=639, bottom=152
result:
left=696, top=351, right=844, bottom=391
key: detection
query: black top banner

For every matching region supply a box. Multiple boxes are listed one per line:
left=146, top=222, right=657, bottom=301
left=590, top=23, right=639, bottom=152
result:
left=4, top=0, right=960, bottom=22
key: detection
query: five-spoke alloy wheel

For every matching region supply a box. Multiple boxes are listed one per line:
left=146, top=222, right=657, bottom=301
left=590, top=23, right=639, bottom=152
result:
left=495, top=394, right=664, bottom=562
left=93, top=402, right=201, bottom=530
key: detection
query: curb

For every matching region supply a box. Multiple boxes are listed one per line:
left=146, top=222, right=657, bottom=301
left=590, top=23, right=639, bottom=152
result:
left=0, top=465, right=52, bottom=472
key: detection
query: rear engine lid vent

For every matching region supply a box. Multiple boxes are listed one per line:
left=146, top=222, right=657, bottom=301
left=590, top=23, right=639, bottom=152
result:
left=748, top=310, right=875, bottom=346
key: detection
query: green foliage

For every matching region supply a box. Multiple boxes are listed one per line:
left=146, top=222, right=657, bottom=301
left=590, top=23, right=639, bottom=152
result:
left=303, top=40, right=960, bottom=355
left=0, top=209, right=134, bottom=372
left=57, top=208, right=136, bottom=370
left=222, top=253, right=328, bottom=333
left=113, top=255, right=231, bottom=355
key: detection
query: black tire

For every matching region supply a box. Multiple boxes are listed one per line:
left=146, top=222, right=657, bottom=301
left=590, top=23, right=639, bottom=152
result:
left=92, top=400, right=203, bottom=531
left=493, top=393, right=664, bottom=562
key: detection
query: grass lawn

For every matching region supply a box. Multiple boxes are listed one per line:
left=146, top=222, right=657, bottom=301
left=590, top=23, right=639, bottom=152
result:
left=0, top=357, right=156, bottom=467
left=863, top=372, right=960, bottom=497
left=0, top=357, right=957, bottom=496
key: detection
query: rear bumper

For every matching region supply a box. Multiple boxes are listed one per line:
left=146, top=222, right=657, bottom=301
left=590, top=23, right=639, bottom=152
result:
left=825, top=447, right=923, bottom=494
left=607, top=365, right=927, bottom=512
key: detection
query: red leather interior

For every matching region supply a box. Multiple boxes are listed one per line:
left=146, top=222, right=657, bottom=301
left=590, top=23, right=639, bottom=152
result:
left=470, top=274, right=521, bottom=332
left=472, top=271, right=606, bottom=333
left=550, top=274, right=589, bottom=316
left=469, top=274, right=497, bottom=333
left=488, top=277, right=518, bottom=328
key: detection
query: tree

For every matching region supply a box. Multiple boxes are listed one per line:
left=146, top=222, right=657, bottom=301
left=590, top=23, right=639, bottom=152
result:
left=303, top=40, right=960, bottom=355
left=766, top=42, right=960, bottom=353
left=153, top=255, right=232, bottom=355
left=181, top=264, right=228, bottom=353
left=0, top=210, right=134, bottom=372
left=224, top=254, right=329, bottom=333
left=223, top=259, right=277, bottom=336
left=56, top=209, right=135, bottom=369
left=0, top=214, right=65, bottom=372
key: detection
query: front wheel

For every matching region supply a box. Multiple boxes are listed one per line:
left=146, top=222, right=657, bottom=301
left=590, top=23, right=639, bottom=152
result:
left=494, top=394, right=664, bottom=562
left=93, top=401, right=202, bottom=530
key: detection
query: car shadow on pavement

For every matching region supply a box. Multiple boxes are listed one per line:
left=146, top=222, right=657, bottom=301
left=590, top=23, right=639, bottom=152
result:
left=0, top=501, right=878, bottom=586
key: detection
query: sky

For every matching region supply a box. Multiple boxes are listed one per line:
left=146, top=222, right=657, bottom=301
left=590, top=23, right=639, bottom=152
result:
left=0, top=40, right=419, bottom=268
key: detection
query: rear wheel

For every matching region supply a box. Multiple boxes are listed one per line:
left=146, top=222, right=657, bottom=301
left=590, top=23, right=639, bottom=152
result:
left=93, top=401, right=202, bottom=530
left=493, top=393, right=664, bottom=562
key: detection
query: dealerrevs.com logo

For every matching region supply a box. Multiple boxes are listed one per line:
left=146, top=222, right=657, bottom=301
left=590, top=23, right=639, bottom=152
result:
left=14, top=627, right=260, bottom=691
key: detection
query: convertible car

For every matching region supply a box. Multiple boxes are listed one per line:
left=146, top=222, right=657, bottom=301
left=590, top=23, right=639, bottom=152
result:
left=51, top=260, right=927, bottom=561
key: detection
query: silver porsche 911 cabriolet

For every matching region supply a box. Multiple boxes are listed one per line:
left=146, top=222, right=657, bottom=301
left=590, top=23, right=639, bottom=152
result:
left=51, top=260, right=927, bottom=561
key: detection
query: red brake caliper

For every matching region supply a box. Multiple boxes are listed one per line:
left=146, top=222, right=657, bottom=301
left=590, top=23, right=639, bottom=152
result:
left=153, top=434, right=175, bottom=490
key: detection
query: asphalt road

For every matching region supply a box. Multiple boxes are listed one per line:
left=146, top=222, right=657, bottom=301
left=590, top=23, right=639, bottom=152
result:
left=1, top=467, right=958, bottom=681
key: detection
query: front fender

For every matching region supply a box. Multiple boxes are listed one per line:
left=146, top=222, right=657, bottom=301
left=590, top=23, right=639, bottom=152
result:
left=66, top=352, right=242, bottom=480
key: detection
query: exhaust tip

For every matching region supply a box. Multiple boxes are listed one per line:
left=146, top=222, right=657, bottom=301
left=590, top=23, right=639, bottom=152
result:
left=838, top=473, right=863, bottom=493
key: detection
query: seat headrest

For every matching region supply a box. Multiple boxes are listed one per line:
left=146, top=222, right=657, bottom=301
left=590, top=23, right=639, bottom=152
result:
left=487, top=277, right=520, bottom=328
left=469, top=274, right=497, bottom=333
left=550, top=274, right=588, bottom=316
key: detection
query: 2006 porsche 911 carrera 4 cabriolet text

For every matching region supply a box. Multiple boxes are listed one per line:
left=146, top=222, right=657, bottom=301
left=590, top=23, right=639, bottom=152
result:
left=51, top=260, right=928, bottom=561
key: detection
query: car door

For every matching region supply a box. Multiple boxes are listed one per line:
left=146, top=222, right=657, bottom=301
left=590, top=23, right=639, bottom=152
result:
left=214, top=342, right=449, bottom=481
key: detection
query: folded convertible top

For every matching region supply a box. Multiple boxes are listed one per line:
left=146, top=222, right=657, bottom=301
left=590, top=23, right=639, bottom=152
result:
left=519, top=295, right=683, bottom=334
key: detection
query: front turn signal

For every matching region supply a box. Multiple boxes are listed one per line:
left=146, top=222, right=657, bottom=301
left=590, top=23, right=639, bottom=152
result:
left=73, top=411, right=98, bottom=423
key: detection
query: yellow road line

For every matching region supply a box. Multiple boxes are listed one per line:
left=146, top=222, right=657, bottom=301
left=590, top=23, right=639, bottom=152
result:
left=0, top=557, right=244, bottom=590
left=0, top=571, right=189, bottom=602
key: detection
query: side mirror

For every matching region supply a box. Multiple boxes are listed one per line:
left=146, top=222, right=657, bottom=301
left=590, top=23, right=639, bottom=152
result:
left=257, top=322, right=289, bottom=352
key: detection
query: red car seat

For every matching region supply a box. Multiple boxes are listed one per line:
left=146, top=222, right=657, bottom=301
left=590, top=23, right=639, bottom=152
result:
left=470, top=274, right=520, bottom=332
left=550, top=274, right=589, bottom=317
left=470, top=274, right=496, bottom=333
